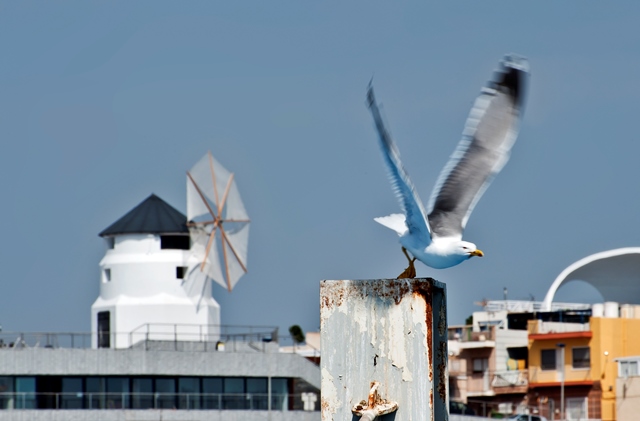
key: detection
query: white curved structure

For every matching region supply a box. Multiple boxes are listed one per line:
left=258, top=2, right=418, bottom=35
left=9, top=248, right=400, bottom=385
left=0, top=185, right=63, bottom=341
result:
left=91, top=194, right=220, bottom=348
left=542, top=247, right=640, bottom=311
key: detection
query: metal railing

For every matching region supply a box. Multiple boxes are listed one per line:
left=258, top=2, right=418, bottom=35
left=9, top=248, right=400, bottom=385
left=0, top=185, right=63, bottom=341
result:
left=128, top=323, right=279, bottom=352
left=482, top=300, right=592, bottom=313
left=0, top=324, right=280, bottom=353
left=0, top=332, right=92, bottom=349
left=448, top=325, right=496, bottom=342
left=529, top=366, right=592, bottom=384
left=491, top=369, right=528, bottom=387
left=527, top=319, right=590, bottom=334
left=0, top=392, right=320, bottom=412
left=450, top=369, right=529, bottom=398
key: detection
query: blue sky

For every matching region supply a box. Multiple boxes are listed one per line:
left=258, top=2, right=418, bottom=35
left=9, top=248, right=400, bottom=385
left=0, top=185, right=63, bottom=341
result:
left=1, top=2, right=639, bottom=335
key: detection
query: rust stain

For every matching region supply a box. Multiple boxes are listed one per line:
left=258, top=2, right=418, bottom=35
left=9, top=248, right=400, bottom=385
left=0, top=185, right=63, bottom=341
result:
left=438, top=294, right=447, bottom=336
left=437, top=340, right=448, bottom=402
left=321, top=396, right=331, bottom=413
left=322, top=278, right=438, bottom=309
left=430, top=388, right=434, bottom=409
left=410, top=279, right=434, bottom=381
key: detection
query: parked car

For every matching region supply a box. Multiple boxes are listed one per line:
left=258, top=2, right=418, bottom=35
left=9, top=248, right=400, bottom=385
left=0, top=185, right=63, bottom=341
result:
left=507, top=414, right=548, bottom=421
left=449, top=401, right=476, bottom=415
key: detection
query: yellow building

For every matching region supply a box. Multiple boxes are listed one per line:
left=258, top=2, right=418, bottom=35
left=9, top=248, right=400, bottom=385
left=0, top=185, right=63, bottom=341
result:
left=527, top=315, right=640, bottom=420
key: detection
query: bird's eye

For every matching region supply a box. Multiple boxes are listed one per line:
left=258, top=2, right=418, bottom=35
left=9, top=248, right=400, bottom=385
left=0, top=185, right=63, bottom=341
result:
left=462, top=246, right=468, bottom=250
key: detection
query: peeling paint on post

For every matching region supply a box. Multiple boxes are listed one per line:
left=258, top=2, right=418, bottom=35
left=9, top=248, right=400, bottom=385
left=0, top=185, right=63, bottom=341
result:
left=320, top=278, right=448, bottom=421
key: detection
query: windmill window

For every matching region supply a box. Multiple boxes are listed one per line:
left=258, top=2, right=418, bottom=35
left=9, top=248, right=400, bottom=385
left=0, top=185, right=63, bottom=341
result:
left=176, top=266, right=188, bottom=279
left=160, top=235, right=190, bottom=250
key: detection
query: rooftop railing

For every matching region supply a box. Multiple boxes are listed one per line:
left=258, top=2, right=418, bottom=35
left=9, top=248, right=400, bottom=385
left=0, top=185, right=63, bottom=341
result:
left=482, top=300, right=592, bottom=313
left=0, top=324, right=280, bottom=353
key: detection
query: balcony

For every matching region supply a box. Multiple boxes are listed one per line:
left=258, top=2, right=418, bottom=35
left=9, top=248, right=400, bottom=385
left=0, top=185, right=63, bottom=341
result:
left=491, top=370, right=528, bottom=394
left=529, top=367, right=593, bottom=388
left=527, top=320, right=591, bottom=337
left=448, top=326, right=496, bottom=343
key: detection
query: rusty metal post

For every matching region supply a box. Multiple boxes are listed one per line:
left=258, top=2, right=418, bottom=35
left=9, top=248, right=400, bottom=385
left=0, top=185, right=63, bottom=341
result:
left=320, top=278, right=448, bottom=421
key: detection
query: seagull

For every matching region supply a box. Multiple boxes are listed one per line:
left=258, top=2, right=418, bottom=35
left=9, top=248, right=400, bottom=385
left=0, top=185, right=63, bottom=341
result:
left=367, top=55, right=529, bottom=276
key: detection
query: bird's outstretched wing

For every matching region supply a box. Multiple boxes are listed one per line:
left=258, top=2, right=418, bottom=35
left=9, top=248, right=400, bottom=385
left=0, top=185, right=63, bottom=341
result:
left=367, top=84, right=431, bottom=243
left=427, top=55, right=529, bottom=239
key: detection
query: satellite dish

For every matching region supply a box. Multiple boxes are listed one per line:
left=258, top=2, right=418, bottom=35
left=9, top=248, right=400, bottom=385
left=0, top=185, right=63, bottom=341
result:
left=186, top=151, right=250, bottom=292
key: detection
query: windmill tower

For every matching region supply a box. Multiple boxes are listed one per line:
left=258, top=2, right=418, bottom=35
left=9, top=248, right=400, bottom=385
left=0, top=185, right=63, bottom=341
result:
left=90, top=194, right=221, bottom=349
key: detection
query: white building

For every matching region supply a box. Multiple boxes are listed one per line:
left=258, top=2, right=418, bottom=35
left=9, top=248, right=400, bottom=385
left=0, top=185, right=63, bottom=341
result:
left=91, top=194, right=220, bottom=348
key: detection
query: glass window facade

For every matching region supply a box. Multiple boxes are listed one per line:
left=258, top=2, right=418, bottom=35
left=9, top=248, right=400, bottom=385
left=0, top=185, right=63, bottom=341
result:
left=0, top=375, right=311, bottom=412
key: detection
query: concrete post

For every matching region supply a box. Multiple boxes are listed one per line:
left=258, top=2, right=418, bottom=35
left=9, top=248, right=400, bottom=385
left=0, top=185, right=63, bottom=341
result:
left=320, top=278, right=448, bottom=421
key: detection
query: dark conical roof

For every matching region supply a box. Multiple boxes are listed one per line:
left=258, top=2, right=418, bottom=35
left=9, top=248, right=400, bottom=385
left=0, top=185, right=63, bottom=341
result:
left=99, top=194, right=188, bottom=237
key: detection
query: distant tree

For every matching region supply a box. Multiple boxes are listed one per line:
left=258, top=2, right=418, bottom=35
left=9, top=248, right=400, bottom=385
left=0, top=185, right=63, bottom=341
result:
left=289, top=325, right=305, bottom=344
left=465, top=315, right=473, bottom=326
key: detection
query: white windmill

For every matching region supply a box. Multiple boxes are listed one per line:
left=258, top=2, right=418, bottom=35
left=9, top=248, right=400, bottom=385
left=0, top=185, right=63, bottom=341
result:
left=185, top=152, right=250, bottom=295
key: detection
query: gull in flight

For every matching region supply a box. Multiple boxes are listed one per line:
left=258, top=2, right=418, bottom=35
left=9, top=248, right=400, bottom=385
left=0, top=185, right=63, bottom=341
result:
left=367, top=55, right=529, bottom=277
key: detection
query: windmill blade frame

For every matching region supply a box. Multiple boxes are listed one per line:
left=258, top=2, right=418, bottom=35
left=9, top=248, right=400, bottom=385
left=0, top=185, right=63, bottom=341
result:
left=186, top=151, right=250, bottom=292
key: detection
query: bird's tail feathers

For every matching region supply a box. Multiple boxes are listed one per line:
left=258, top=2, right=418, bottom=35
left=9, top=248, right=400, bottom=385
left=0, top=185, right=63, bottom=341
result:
left=374, top=214, right=408, bottom=236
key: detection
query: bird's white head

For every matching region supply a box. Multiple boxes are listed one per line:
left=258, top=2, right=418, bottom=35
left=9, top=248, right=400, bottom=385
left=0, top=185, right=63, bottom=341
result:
left=459, top=241, right=484, bottom=259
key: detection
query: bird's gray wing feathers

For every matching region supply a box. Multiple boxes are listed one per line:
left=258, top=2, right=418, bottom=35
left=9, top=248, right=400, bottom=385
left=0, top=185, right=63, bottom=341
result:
left=367, top=84, right=432, bottom=243
left=427, top=55, right=529, bottom=239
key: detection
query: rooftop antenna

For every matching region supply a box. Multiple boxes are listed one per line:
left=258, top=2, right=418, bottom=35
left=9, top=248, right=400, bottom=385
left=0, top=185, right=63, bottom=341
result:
left=186, top=151, right=250, bottom=293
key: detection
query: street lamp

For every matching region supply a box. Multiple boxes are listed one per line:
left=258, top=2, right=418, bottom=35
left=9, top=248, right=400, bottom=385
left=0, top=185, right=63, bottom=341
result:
left=557, top=343, right=565, bottom=421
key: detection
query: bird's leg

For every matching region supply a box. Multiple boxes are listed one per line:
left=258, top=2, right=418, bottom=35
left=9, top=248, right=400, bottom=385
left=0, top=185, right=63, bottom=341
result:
left=397, top=247, right=417, bottom=279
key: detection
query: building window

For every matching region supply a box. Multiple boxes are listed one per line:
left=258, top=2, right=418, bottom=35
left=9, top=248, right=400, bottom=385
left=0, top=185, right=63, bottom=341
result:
left=247, top=378, right=268, bottom=410
left=102, top=269, right=111, bottom=283
left=202, top=378, right=223, bottom=409
left=541, top=349, right=556, bottom=370
left=160, top=235, right=190, bottom=250
left=97, top=312, right=111, bottom=349
left=178, top=377, right=200, bottom=409
left=176, top=267, right=188, bottom=279
left=566, top=397, right=588, bottom=420
left=155, top=378, right=176, bottom=409
left=132, top=378, right=153, bottom=409
left=620, top=361, right=639, bottom=377
left=472, top=358, right=488, bottom=373
left=107, top=378, right=130, bottom=409
left=572, top=347, right=590, bottom=369
left=14, top=377, right=36, bottom=409
left=61, top=378, right=84, bottom=409
left=0, top=377, right=14, bottom=409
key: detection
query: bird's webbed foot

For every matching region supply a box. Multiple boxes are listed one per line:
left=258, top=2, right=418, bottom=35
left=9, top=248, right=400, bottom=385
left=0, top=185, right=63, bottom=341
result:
left=397, top=247, right=417, bottom=279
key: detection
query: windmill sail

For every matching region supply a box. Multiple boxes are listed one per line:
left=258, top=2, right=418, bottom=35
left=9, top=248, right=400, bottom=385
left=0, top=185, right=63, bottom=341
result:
left=186, top=152, right=250, bottom=291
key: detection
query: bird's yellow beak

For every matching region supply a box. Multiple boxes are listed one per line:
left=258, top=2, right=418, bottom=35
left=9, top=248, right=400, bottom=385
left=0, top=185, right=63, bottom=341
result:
left=470, top=249, right=484, bottom=257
